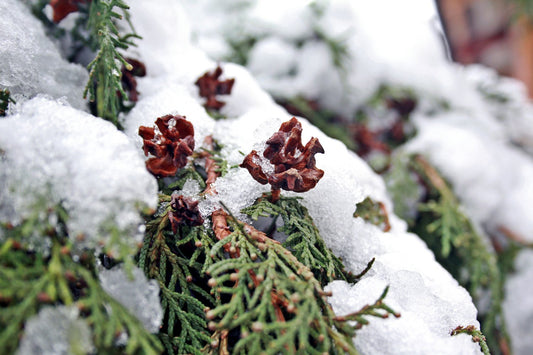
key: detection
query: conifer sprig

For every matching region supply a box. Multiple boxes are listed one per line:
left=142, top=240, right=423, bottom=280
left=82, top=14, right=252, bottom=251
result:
left=204, top=209, right=399, bottom=354
left=83, top=0, right=139, bottom=126
left=451, top=325, right=491, bottom=355
left=77, top=266, right=162, bottom=354
left=138, top=201, right=215, bottom=354
left=242, top=194, right=353, bottom=285
left=0, top=208, right=162, bottom=354
left=135, top=116, right=399, bottom=353
left=0, top=89, right=15, bottom=117
left=410, top=155, right=508, bottom=353
left=354, top=197, right=391, bottom=232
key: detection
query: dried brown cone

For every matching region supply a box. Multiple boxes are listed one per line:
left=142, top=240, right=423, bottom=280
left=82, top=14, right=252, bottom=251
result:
left=49, top=0, right=88, bottom=23
left=351, top=123, right=391, bottom=158
left=240, top=117, right=325, bottom=199
left=138, top=114, right=195, bottom=177
left=240, top=151, right=269, bottom=185
left=195, top=66, right=235, bottom=110
left=121, top=58, right=146, bottom=102
left=386, top=97, right=417, bottom=117
left=168, top=193, right=204, bottom=234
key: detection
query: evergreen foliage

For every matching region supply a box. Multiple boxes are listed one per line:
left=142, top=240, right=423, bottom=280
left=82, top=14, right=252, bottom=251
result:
left=204, top=210, right=399, bottom=354
left=0, top=204, right=162, bottom=354
left=136, top=143, right=227, bottom=354
left=394, top=155, right=509, bottom=354
left=242, top=194, right=354, bottom=285
left=134, top=117, right=399, bottom=353
left=83, top=0, right=140, bottom=127
left=30, top=0, right=141, bottom=126
left=353, top=197, right=391, bottom=232
left=225, top=36, right=259, bottom=66
left=288, top=72, right=528, bottom=354
left=451, top=325, right=491, bottom=355
left=13, top=2, right=519, bottom=352
left=383, top=153, right=423, bottom=224
left=138, top=200, right=214, bottom=354
left=0, top=89, right=15, bottom=117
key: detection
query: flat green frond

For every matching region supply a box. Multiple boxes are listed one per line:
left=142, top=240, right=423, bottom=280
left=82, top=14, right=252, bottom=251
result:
left=202, top=214, right=399, bottom=354
left=410, top=155, right=507, bottom=353
left=354, top=197, right=391, bottom=232
left=138, top=205, right=215, bottom=354
left=83, top=0, right=140, bottom=127
left=166, top=167, right=207, bottom=193
left=77, top=267, right=162, bottom=354
left=205, top=222, right=355, bottom=354
left=451, top=325, right=491, bottom=355
left=242, top=194, right=354, bottom=285
left=337, top=286, right=400, bottom=334
left=0, top=226, right=162, bottom=354
left=0, top=89, right=15, bottom=117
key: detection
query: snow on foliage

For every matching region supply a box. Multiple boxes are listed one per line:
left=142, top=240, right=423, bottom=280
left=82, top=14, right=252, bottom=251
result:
left=0, top=0, right=88, bottom=110
left=99, top=266, right=163, bottom=333
left=503, top=250, right=533, bottom=355
left=121, top=0, right=483, bottom=353
left=180, top=1, right=533, bottom=353
left=3, top=0, right=533, bottom=353
left=0, top=97, right=157, bottom=253
left=17, top=306, right=94, bottom=355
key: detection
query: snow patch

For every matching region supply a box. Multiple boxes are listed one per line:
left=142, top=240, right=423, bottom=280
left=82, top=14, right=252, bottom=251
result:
left=0, top=97, right=157, bottom=253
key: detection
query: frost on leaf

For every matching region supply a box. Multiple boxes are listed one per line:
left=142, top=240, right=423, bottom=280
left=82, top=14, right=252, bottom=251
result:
left=195, top=65, right=235, bottom=110
left=138, top=114, right=195, bottom=177
left=168, top=192, right=204, bottom=233
left=241, top=117, right=324, bottom=200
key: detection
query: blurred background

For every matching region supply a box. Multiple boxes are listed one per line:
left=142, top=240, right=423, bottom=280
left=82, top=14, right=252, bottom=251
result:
left=437, top=0, right=533, bottom=97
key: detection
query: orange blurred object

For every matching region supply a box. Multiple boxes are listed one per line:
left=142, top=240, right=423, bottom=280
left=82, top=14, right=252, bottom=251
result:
left=438, top=0, right=533, bottom=97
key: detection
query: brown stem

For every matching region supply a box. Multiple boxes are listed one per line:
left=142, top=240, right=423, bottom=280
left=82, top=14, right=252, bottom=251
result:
left=378, top=201, right=391, bottom=232
left=211, top=209, right=233, bottom=254
left=414, top=155, right=448, bottom=193
left=273, top=295, right=286, bottom=330
left=243, top=223, right=280, bottom=244
left=202, top=135, right=220, bottom=196
left=270, top=188, right=281, bottom=203
left=219, top=330, right=230, bottom=355
left=498, top=225, right=533, bottom=247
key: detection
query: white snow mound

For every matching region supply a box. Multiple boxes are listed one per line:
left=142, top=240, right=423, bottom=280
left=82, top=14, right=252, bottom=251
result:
left=0, top=97, right=158, bottom=253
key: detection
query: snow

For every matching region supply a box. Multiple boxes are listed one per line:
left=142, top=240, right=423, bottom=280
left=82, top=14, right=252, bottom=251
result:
left=327, top=275, right=479, bottom=355
left=17, top=306, right=94, bottom=355
left=179, top=1, right=533, bottom=351
left=121, top=1, right=484, bottom=353
left=503, top=250, right=533, bottom=355
left=182, top=0, right=450, bottom=116
left=0, top=97, right=158, bottom=254
left=4, top=0, right=533, bottom=353
left=405, top=112, right=533, bottom=240
left=99, top=265, right=163, bottom=333
left=0, top=0, right=88, bottom=110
